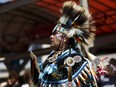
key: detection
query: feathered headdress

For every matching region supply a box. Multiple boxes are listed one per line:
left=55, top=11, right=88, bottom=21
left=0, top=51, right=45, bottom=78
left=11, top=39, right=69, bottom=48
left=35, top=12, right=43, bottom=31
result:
left=52, top=1, right=96, bottom=46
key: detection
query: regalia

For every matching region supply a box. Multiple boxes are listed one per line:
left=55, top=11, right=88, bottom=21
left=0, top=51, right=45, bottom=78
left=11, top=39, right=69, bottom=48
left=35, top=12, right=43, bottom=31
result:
left=30, top=1, right=98, bottom=87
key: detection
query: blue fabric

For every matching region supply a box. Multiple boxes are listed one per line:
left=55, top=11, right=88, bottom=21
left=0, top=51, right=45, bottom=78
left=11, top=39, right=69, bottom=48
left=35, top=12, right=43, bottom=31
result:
left=38, top=49, right=96, bottom=86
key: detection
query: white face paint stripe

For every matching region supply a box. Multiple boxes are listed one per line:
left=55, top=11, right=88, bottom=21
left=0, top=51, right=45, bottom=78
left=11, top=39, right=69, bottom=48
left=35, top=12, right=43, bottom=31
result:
left=55, top=34, right=62, bottom=41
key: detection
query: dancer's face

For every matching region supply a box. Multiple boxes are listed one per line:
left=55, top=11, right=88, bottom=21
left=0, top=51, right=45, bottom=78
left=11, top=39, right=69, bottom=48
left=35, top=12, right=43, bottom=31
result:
left=50, top=31, right=63, bottom=47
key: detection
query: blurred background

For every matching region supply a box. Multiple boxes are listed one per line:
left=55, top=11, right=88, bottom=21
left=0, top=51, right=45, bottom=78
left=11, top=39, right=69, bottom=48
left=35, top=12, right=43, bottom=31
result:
left=0, top=0, right=116, bottom=87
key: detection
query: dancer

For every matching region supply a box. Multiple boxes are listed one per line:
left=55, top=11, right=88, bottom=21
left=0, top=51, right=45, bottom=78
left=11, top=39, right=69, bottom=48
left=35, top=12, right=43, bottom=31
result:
left=30, top=1, right=99, bottom=87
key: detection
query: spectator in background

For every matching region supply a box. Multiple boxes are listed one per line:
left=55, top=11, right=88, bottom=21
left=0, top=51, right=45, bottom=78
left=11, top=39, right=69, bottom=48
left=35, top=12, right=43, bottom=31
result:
left=104, top=58, right=116, bottom=76
left=6, top=71, right=21, bottom=87
left=21, top=69, right=35, bottom=87
left=98, top=58, right=116, bottom=87
left=0, top=71, right=21, bottom=87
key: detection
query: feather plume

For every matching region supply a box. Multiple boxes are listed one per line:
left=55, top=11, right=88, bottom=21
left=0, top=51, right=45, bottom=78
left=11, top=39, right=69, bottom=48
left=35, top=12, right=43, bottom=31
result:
left=58, top=1, right=96, bottom=45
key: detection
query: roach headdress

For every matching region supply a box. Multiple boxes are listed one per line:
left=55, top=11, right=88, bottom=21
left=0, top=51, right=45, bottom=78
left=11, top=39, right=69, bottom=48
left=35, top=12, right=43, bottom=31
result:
left=52, top=1, right=96, bottom=46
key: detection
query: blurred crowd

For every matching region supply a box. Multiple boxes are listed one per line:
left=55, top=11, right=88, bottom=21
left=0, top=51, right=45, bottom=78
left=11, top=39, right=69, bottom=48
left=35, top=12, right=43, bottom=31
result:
left=0, top=69, right=31, bottom=87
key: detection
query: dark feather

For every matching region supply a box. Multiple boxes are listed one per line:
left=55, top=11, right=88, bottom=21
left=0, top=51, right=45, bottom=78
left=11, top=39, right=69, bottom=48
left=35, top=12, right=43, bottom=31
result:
left=59, top=1, right=96, bottom=45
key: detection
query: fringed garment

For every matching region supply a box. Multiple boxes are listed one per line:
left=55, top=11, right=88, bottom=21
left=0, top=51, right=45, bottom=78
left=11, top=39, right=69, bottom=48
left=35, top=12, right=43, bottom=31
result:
left=36, top=48, right=97, bottom=87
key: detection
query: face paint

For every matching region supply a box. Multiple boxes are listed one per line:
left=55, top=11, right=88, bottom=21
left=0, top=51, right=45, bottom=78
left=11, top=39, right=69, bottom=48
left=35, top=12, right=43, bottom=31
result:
left=55, top=33, right=63, bottom=41
left=50, top=31, right=63, bottom=47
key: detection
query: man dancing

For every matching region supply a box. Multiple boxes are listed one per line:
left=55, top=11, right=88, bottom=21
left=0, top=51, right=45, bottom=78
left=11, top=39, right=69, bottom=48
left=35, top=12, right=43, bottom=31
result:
left=30, top=1, right=98, bottom=87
